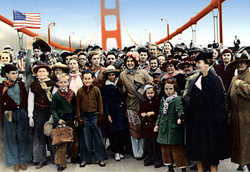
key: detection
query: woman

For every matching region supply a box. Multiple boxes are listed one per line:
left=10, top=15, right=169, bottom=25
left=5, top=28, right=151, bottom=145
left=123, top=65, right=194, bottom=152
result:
left=185, top=51, right=228, bottom=172
left=120, top=52, right=153, bottom=159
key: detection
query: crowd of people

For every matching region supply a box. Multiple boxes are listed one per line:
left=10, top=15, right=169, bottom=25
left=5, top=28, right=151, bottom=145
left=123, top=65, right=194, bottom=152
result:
left=0, top=39, right=249, bottom=172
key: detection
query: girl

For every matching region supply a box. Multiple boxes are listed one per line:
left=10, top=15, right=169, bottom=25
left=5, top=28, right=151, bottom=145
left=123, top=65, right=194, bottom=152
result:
left=101, top=65, right=128, bottom=161
left=140, top=84, right=162, bottom=168
left=154, top=78, right=188, bottom=172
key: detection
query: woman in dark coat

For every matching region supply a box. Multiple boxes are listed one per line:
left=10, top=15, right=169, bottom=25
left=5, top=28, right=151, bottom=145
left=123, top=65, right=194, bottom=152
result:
left=100, top=65, right=128, bottom=161
left=185, top=51, right=228, bottom=172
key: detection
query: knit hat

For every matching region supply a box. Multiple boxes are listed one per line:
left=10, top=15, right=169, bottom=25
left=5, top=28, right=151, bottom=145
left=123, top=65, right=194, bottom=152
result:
left=144, top=84, right=153, bottom=93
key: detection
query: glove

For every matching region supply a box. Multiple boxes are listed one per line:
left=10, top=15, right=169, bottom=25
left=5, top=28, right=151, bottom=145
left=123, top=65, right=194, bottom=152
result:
left=29, top=117, right=34, bottom=127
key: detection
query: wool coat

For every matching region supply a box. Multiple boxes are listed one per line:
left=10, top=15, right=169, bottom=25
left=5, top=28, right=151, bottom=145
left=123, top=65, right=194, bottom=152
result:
left=185, top=68, right=228, bottom=166
left=139, top=96, right=160, bottom=139
left=156, top=96, right=184, bottom=145
left=228, top=69, right=250, bottom=165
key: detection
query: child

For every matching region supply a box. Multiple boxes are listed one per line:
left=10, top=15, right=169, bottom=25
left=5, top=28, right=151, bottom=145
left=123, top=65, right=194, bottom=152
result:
left=154, top=78, right=188, bottom=172
left=28, top=63, right=55, bottom=169
left=140, top=84, right=162, bottom=168
left=77, top=70, right=107, bottom=167
left=50, top=73, right=76, bottom=172
left=101, top=65, right=128, bottom=161
left=0, top=64, right=31, bottom=172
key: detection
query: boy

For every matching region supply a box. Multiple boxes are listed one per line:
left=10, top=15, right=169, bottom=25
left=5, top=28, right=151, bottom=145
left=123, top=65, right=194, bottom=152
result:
left=77, top=70, right=107, bottom=167
left=50, top=73, right=76, bottom=172
left=0, top=64, right=31, bottom=172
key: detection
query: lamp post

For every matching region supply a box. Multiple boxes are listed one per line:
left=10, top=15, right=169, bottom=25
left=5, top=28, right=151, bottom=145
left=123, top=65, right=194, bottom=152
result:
left=48, top=22, right=56, bottom=45
left=160, top=18, right=169, bottom=40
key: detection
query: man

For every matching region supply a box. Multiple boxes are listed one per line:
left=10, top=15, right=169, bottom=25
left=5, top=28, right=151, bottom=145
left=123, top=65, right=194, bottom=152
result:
left=138, top=47, right=150, bottom=70
left=214, top=49, right=236, bottom=92
left=105, top=52, right=117, bottom=66
left=148, top=44, right=158, bottom=58
left=228, top=54, right=250, bottom=171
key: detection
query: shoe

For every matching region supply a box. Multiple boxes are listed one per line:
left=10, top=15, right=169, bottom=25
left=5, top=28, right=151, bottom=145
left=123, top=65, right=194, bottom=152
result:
left=71, top=156, right=80, bottom=163
left=154, top=163, right=163, bottom=168
left=167, top=165, right=175, bottom=172
left=13, top=165, right=19, bottom=172
left=237, top=165, right=243, bottom=171
left=144, top=161, right=154, bottom=166
left=57, top=165, right=66, bottom=172
left=36, top=161, right=47, bottom=169
left=79, top=161, right=87, bottom=167
left=135, top=157, right=144, bottom=160
left=19, top=163, right=27, bottom=171
left=115, top=153, right=120, bottom=161
left=98, top=161, right=106, bottom=167
left=120, top=154, right=125, bottom=159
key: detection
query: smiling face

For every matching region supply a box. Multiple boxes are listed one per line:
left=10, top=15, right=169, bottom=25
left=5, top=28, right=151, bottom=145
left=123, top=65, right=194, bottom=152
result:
left=145, top=87, right=155, bottom=100
left=36, top=68, right=49, bottom=80
left=139, top=52, right=148, bottom=63
left=126, top=57, right=135, bottom=70
left=166, top=64, right=175, bottom=74
left=149, top=58, right=158, bottom=70
left=82, top=73, right=93, bottom=87
left=0, top=53, right=11, bottom=65
left=222, top=53, right=232, bottom=65
left=107, top=72, right=116, bottom=82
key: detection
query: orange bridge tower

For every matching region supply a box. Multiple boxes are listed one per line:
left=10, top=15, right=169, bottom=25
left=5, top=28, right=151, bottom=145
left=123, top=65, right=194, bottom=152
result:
left=101, top=0, right=122, bottom=50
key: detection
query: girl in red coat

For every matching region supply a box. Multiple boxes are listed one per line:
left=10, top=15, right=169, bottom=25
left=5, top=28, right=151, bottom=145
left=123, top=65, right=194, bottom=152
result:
left=139, top=84, right=162, bottom=168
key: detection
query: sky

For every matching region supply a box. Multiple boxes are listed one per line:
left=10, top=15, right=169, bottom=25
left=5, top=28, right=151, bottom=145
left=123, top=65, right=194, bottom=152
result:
left=1, top=0, right=250, bottom=49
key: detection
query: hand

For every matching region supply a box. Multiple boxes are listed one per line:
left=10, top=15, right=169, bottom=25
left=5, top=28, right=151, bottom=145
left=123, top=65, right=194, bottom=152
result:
left=235, top=79, right=242, bottom=87
left=147, top=112, right=155, bottom=116
left=107, top=115, right=112, bottom=123
left=177, top=118, right=182, bottom=125
left=58, top=119, right=65, bottom=125
left=141, top=113, right=147, bottom=117
left=154, top=125, right=158, bottom=132
left=29, top=117, right=34, bottom=127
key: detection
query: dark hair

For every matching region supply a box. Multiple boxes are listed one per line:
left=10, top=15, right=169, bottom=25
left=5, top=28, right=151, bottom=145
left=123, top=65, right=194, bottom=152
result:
left=160, top=77, right=179, bottom=96
left=149, top=57, right=160, bottom=67
left=124, top=54, right=139, bottom=68
left=81, top=69, right=95, bottom=78
left=1, top=64, right=17, bottom=77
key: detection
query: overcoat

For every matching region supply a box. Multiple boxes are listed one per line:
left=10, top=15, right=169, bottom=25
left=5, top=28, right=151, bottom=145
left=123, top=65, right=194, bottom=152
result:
left=185, top=68, right=228, bottom=165
left=156, top=96, right=184, bottom=145
left=228, top=69, right=250, bottom=165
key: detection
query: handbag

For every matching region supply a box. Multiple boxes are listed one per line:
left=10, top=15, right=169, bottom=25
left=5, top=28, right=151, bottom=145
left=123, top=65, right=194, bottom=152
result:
left=50, top=124, right=73, bottom=145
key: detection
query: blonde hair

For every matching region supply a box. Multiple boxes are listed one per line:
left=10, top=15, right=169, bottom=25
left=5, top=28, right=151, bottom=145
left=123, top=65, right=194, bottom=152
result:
left=57, top=73, right=70, bottom=81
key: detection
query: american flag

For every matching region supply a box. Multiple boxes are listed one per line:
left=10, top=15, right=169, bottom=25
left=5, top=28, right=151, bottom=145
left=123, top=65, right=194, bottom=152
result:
left=13, top=10, right=41, bottom=29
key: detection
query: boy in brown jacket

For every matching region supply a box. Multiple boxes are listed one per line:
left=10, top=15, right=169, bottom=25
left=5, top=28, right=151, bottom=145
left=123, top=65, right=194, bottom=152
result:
left=76, top=70, right=107, bottom=167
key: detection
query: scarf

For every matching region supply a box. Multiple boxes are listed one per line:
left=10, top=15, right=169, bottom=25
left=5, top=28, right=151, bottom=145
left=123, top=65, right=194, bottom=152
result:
left=163, top=93, right=178, bottom=115
left=105, top=78, right=118, bottom=86
left=126, top=68, right=137, bottom=75
left=39, top=78, right=52, bottom=102
left=2, top=80, right=16, bottom=95
left=58, top=88, right=74, bottom=104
